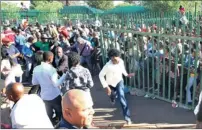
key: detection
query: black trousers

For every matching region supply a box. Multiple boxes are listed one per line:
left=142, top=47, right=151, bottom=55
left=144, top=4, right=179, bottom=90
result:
left=28, top=85, right=41, bottom=95
left=43, top=95, right=62, bottom=124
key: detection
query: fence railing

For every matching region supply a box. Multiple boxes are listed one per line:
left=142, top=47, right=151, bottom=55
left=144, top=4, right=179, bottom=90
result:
left=0, top=10, right=97, bottom=26
left=99, top=12, right=202, bottom=110
left=1, top=9, right=202, bottom=110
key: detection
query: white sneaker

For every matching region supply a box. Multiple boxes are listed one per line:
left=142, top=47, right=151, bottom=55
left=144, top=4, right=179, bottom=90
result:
left=125, top=120, right=132, bottom=125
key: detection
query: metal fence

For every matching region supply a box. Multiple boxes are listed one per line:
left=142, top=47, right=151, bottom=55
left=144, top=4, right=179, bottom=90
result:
left=0, top=10, right=97, bottom=26
left=1, top=9, right=202, bottom=110
left=99, top=11, right=202, bottom=110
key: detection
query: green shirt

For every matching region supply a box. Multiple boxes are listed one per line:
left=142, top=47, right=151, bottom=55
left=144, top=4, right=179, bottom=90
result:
left=34, top=42, right=50, bottom=51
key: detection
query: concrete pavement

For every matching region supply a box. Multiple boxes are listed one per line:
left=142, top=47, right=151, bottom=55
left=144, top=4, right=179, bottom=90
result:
left=1, top=76, right=196, bottom=128
left=91, top=76, right=196, bottom=128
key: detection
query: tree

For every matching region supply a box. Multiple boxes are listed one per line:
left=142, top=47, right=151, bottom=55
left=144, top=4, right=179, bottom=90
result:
left=1, top=2, right=20, bottom=20
left=29, top=1, right=63, bottom=23
left=143, top=1, right=200, bottom=13
left=31, top=1, right=63, bottom=11
left=1, top=2, right=20, bottom=11
left=124, top=0, right=134, bottom=4
left=115, top=2, right=134, bottom=7
left=87, top=1, right=114, bottom=10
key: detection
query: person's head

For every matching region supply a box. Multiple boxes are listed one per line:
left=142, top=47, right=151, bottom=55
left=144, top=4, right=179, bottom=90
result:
left=15, top=29, right=20, bottom=35
left=43, top=51, right=54, bottom=64
left=56, top=46, right=63, bottom=58
left=21, top=2, right=24, bottom=6
left=92, top=32, right=98, bottom=38
left=27, top=37, right=34, bottom=44
left=2, top=37, right=12, bottom=46
left=41, top=34, right=48, bottom=42
left=6, top=83, right=24, bottom=103
left=35, top=51, right=44, bottom=65
left=62, top=89, right=94, bottom=128
left=108, top=48, right=121, bottom=64
left=68, top=51, right=80, bottom=68
left=77, top=37, right=85, bottom=45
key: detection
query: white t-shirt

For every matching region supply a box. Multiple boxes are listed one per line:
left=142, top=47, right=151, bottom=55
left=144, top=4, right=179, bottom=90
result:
left=99, top=59, right=128, bottom=88
left=1, top=59, right=11, bottom=76
left=5, top=64, right=23, bottom=87
left=10, top=94, right=53, bottom=128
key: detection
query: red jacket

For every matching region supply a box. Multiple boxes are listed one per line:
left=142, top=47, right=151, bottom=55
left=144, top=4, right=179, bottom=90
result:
left=4, top=30, right=15, bottom=43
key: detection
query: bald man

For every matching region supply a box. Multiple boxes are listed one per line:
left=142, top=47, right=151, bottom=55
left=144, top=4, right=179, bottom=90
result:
left=6, top=83, right=53, bottom=128
left=53, top=46, right=68, bottom=76
left=58, top=89, right=94, bottom=129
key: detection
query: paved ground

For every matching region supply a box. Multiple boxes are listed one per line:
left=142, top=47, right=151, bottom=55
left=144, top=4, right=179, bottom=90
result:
left=91, top=76, right=196, bottom=128
left=1, top=76, right=196, bottom=128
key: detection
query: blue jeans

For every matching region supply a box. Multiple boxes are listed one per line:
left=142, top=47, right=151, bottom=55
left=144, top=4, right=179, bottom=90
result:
left=186, top=76, right=196, bottom=103
left=110, top=80, right=131, bottom=122
left=80, top=55, right=92, bottom=71
left=24, top=56, right=32, bottom=78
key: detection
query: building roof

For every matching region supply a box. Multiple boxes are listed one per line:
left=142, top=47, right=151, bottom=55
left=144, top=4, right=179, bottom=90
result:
left=104, top=6, right=148, bottom=14
left=59, top=6, right=103, bottom=14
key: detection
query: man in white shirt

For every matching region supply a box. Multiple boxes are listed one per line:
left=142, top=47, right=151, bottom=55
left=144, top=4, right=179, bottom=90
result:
left=32, top=51, right=66, bottom=125
left=6, top=83, right=53, bottom=128
left=99, top=48, right=134, bottom=125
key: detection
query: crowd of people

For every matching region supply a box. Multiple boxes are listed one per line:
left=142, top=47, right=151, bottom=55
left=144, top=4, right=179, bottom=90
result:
left=1, top=5, right=202, bottom=129
left=102, top=5, right=202, bottom=106
left=0, top=14, right=136, bottom=128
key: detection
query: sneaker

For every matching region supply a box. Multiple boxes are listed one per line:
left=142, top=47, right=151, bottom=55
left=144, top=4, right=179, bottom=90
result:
left=125, top=120, right=132, bottom=125
left=111, top=100, right=115, bottom=105
left=188, top=102, right=192, bottom=106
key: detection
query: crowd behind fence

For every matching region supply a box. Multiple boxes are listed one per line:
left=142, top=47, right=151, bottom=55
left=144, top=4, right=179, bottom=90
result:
left=100, top=11, right=202, bottom=109
left=1, top=9, right=202, bottom=110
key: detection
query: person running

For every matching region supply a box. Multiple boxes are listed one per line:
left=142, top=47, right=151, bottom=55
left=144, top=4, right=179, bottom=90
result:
left=99, top=48, right=134, bottom=125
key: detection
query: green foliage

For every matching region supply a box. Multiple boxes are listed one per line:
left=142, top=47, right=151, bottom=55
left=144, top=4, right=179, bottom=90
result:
left=1, top=2, right=20, bottom=20
left=1, top=2, right=20, bottom=11
left=87, top=1, right=114, bottom=10
left=33, top=1, right=63, bottom=11
left=124, top=0, right=134, bottom=4
left=143, top=1, right=200, bottom=13
left=115, top=2, right=134, bottom=7
left=31, top=1, right=63, bottom=24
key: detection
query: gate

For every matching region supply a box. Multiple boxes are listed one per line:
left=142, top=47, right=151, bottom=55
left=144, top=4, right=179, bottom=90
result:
left=99, top=11, right=202, bottom=110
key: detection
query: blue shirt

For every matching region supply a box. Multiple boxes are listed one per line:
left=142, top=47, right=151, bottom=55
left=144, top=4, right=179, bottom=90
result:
left=15, top=34, right=26, bottom=53
left=2, top=45, right=19, bottom=64
left=184, top=55, right=195, bottom=68
left=58, top=118, right=78, bottom=129
left=22, top=43, right=33, bottom=57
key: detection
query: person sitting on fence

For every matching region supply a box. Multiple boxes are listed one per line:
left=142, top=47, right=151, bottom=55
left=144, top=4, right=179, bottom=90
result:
left=178, top=5, right=189, bottom=26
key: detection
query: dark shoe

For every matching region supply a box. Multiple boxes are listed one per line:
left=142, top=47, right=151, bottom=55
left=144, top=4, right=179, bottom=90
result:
left=110, top=99, right=115, bottom=105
